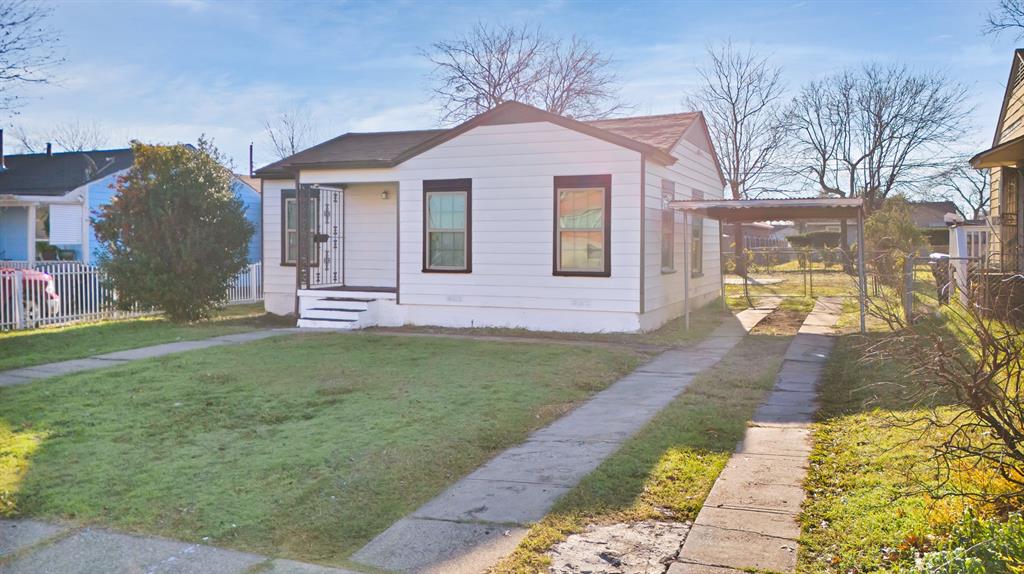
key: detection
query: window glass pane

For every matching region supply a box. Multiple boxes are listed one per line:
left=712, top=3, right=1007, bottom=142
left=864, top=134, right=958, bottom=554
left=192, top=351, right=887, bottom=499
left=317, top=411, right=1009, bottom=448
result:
left=429, top=193, right=465, bottom=230
left=286, top=231, right=297, bottom=263
left=429, top=231, right=465, bottom=267
left=558, top=188, right=603, bottom=230
left=560, top=231, right=604, bottom=271
left=286, top=199, right=297, bottom=230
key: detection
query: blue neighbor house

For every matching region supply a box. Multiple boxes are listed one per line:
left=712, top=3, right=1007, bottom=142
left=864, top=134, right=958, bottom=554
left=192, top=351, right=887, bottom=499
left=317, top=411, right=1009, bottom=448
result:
left=0, top=143, right=261, bottom=264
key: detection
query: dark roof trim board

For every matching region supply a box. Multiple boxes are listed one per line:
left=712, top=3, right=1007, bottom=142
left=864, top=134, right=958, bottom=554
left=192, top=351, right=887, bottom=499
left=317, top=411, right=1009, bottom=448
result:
left=254, top=101, right=726, bottom=178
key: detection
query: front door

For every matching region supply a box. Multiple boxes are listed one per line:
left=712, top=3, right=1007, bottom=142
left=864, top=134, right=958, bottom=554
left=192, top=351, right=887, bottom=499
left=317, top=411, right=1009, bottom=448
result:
left=297, top=184, right=345, bottom=289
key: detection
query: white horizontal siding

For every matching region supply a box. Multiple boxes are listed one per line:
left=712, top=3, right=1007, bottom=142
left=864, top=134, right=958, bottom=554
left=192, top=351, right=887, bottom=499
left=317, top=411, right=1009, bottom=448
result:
left=262, top=179, right=296, bottom=315
left=343, top=183, right=397, bottom=288
left=641, top=129, right=725, bottom=328
left=393, top=122, right=641, bottom=315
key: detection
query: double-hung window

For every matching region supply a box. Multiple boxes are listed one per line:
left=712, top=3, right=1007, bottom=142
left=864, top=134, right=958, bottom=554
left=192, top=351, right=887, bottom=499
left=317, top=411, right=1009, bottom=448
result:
left=423, top=179, right=471, bottom=272
left=661, top=180, right=675, bottom=272
left=281, top=190, right=317, bottom=266
left=554, top=174, right=611, bottom=276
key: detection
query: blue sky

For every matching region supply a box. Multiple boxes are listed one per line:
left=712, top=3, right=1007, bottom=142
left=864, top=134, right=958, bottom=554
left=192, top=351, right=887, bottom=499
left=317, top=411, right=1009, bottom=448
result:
left=13, top=0, right=1020, bottom=170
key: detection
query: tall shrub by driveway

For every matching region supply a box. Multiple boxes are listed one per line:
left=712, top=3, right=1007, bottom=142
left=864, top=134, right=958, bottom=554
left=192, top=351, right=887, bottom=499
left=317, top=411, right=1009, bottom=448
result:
left=93, top=139, right=252, bottom=322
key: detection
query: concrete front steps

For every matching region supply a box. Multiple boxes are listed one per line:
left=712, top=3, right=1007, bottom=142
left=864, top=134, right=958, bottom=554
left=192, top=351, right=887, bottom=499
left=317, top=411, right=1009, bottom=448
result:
left=296, top=289, right=396, bottom=330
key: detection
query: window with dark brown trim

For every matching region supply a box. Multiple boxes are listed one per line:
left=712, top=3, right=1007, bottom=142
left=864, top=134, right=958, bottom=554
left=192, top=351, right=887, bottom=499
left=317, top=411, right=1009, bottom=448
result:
left=554, top=174, right=611, bottom=277
left=423, top=178, right=472, bottom=273
left=280, top=190, right=317, bottom=266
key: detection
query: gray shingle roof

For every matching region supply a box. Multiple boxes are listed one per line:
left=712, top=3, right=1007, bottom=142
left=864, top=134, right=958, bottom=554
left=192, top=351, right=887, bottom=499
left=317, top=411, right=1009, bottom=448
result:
left=254, top=102, right=707, bottom=178
left=0, top=148, right=134, bottom=196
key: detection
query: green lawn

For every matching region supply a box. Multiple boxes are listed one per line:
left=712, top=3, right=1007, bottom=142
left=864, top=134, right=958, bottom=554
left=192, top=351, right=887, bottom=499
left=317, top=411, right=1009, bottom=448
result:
left=492, top=316, right=797, bottom=573
left=797, top=310, right=1018, bottom=572
left=0, top=332, right=647, bottom=567
left=0, top=304, right=290, bottom=371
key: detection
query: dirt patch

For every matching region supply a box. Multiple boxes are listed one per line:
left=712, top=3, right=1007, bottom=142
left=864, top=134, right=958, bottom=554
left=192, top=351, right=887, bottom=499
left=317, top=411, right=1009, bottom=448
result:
left=546, top=520, right=690, bottom=574
left=750, top=308, right=808, bottom=336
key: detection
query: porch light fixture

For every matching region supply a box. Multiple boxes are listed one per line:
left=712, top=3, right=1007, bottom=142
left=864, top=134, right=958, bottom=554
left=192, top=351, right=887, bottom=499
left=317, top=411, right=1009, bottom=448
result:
left=380, top=190, right=389, bottom=200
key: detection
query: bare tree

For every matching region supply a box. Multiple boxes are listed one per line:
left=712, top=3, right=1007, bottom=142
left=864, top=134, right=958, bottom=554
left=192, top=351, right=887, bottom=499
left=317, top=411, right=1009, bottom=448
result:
left=264, top=107, right=317, bottom=161
left=0, top=1, right=60, bottom=113
left=10, top=123, right=36, bottom=152
left=424, top=23, right=624, bottom=123
left=985, top=0, right=1024, bottom=37
left=51, top=119, right=108, bottom=152
left=537, top=35, right=624, bottom=119
left=787, top=65, right=969, bottom=210
left=924, top=160, right=990, bottom=220
left=787, top=64, right=969, bottom=257
left=684, top=41, right=787, bottom=277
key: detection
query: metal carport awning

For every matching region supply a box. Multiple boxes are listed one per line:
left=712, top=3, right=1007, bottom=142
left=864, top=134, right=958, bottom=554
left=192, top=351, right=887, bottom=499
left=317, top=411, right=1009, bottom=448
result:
left=668, top=197, right=868, bottom=333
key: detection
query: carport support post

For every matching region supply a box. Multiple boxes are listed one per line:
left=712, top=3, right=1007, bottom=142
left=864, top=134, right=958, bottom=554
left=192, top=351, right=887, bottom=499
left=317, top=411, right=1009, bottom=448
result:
left=683, top=212, right=691, bottom=331
left=857, top=208, right=867, bottom=333
left=718, top=219, right=727, bottom=310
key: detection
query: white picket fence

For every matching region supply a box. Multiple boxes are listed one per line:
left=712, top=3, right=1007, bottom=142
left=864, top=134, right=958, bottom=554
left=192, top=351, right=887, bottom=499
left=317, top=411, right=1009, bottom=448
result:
left=0, top=261, right=263, bottom=331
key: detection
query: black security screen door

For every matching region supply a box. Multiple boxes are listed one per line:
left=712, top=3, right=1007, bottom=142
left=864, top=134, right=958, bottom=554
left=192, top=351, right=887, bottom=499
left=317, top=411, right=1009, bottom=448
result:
left=297, top=184, right=345, bottom=289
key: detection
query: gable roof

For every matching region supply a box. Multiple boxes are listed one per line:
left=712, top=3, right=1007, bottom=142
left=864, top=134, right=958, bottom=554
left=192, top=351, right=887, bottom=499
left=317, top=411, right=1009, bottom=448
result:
left=992, top=49, right=1024, bottom=147
left=256, top=101, right=722, bottom=182
left=586, top=112, right=699, bottom=151
left=0, top=148, right=134, bottom=197
left=908, top=200, right=958, bottom=228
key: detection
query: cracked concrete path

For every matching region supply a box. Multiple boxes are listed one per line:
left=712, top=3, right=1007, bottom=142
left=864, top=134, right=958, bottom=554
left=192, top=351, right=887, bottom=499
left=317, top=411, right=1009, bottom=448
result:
left=0, top=329, right=301, bottom=387
left=0, top=520, right=356, bottom=574
left=668, top=297, right=843, bottom=574
left=351, top=300, right=781, bottom=574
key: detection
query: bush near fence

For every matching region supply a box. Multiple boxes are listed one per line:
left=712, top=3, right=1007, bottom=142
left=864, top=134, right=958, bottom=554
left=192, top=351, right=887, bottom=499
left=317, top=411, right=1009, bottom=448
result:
left=0, top=261, right=262, bottom=331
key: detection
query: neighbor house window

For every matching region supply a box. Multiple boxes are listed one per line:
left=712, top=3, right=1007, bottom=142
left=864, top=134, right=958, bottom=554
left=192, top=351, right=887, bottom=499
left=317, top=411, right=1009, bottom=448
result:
left=423, top=179, right=471, bottom=272
left=35, top=205, right=49, bottom=241
left=661, top=180, right=675, bottom=272
left=554, top=174, right=611, bottom=276
left=281, top=190, right=317, bottom=266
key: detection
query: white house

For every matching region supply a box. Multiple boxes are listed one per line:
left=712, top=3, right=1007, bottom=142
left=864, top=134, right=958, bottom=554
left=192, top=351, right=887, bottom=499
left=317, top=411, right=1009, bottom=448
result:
left=255, top=101, right=725, bottom=333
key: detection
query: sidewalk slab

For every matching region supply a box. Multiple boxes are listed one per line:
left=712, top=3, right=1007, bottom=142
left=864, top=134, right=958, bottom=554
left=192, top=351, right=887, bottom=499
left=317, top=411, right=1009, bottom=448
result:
left=736, top=427, right=812, bottom=458
left=93, top=339, right=228, bottom=361
left=351, top=518, right=527, bottom=574
left=0, top=329, right=297, bottom=389
left=261, top=559, right=361, bottom=574
left=693, top=506, right=800, bottom=540
left=468, top=438, right=622, bottom=486
left=0, top=528, right=263, bottom=574
left=751, top=404, right=817, bottom=427
left=676, top=525, right=798, bottom=573
left=16, top=358, right=124, bottom=378
left=0, top=519, right=67, bottom=557
left=667, top=563, right=744, bottom=574
left=412, top=478, right=572, bottom=524
left=0, top=373, right=35, bottom=387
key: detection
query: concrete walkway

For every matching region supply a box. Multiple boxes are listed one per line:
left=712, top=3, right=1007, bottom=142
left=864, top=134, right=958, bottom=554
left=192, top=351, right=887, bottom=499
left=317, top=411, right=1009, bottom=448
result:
left=0, top=520, right=357, bottom=574
left=668, top=297, right=843, bottom=574
left=351, top=300, right=781, bottom=574
left=0, top=329, right=300, bottom=387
